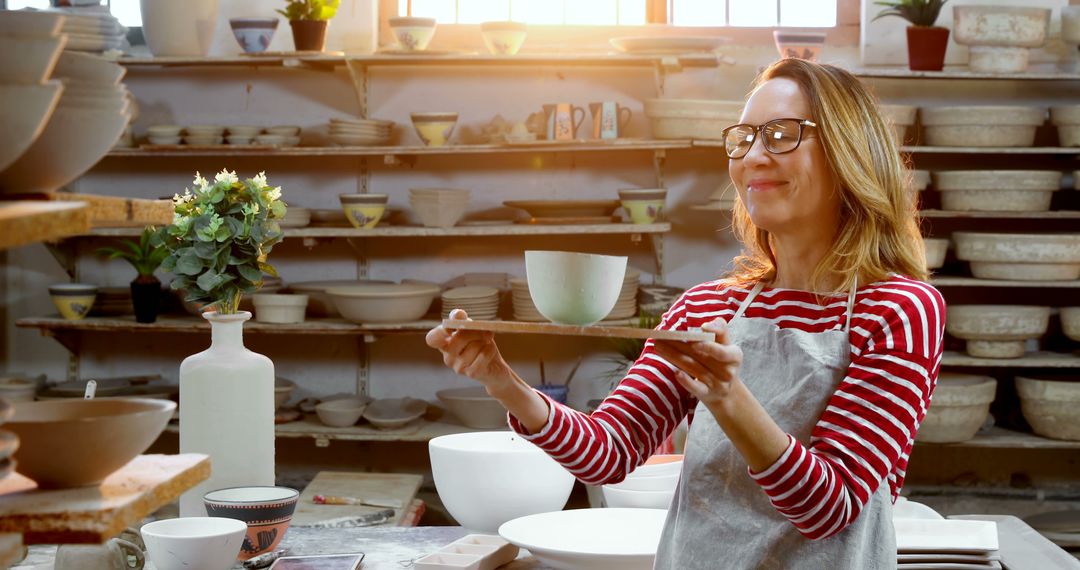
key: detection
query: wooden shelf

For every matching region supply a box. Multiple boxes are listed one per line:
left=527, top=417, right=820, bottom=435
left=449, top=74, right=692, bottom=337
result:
left=0, top=201, right=89, bottom=251
left=165, top=417, right=488, bottom=444
left=84, top=222, right=671, bottom=239
left=852, top=66, right=1080, bottom=81
left=0, top=454, right=209, bottom=544
left=921, top=209, right=1080, bottom=219
left=16, top=315, right=440, bottom=336
left=106, top=139, right=693, bottom=158
left=916, top=427, right=1080, bottom=450
left=118, top=52, right=724, bottom=69
left=931, top=277, right=1080, bottom=288
left=942, top=351, right=1080, bottom=368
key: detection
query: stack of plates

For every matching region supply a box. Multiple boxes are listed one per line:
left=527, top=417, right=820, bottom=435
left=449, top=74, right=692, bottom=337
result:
left=511, top=268, right=640, bottom=323
left=90, top=286, right=132, bottom=316
left=441, top=286, right=500, bottom=320
left=895, top=519, right=1001, bottom=569
left=329, top=117, right=393, bottom=146
left=0, top=398, right=17, bottom=481
left=1024, top=510, right=1080, bottom=555
left=52, top=6, right=127, bottom=52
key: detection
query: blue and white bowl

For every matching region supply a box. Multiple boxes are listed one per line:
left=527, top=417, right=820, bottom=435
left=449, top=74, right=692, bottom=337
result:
left=229, top=18, right=278, bottom=54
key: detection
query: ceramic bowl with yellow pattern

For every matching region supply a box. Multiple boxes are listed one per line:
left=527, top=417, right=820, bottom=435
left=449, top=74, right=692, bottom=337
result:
left=49, top=283, right=98, bottom=320
left=410, top=112, right=458, bottom=147
left=339, top=193, right=388, bottom=229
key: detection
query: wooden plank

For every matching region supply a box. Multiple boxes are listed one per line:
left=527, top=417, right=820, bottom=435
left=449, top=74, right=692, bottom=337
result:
left=942, top=351, right=1080, bottom=369
left=696, top=140, right=1080, bottom=155
left=85, top=223, right=671, bottom=238
left=293, top=472, right=423, bottom=528
left=117, top=53, right=723, bottom=68
left=49, top=193, right=173, bottom=227
left=15, top=316, right=442, bottom=335
left=0, top=201, right=89, bottom=250
left=0, top=454, right=210, bottom=544
left=443, top=319, right=714, bottom=342
left=0, top=533, right=22, bottom=568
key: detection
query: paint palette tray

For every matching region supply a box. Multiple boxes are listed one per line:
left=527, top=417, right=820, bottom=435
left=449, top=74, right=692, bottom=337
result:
left=413, top=534, right=519, bottom=570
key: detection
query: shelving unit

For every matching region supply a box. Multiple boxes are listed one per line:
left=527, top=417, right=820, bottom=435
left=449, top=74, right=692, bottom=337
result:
left=165, top=417, right=486, bottom=446
left=851, top=67, right=1080, bottom=81
left=116, top=52, right=726, bottom=69
left=941, top=351, right=1080, bottom=369
left=84, top=223, right=670, bottom=239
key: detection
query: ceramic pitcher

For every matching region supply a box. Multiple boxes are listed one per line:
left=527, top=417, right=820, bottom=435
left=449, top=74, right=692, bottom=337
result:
left=589, top=102, right=632, bottom=140
left=543, top=103, right=585, bottom=141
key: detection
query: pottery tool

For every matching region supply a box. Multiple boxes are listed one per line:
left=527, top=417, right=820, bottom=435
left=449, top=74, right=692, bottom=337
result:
left=296, top=509, right=396, bottom=528
left=313, top=494, right=403, bottom=509
left=242, top=548, right=290, bottom=569
left=443, top=319, right=715, bottom=342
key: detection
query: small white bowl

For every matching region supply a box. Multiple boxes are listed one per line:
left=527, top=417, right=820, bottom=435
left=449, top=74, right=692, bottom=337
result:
left=141, top=517, right=247, bottom=570
left=148, top=135, right=181, bottom=146
left=183, top=136, right=222, bottom=146
left=227, top=125, right=262, bottom=137
left=226, top=135, right=253, bottom=145
left=608, top=472, right=680, bottom=492
left=185, top=125, right=224, bottom=136
left=147, top=124, right=182, bottom=137
left=252, top=293, right=308, bottom=324
left=265, top=125, right=300, bottom=136
left=315, top=397, right=371, bottom=428
left=255, top=134, right=286, bottom=146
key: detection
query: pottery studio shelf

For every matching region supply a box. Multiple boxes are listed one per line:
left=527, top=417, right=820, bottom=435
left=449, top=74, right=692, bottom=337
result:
left=0, top=454, right=209, bottom=544
left=116, top=53, right=724, bottom=69
left=920, top=210, right=1080, bottom=219
left=941, top=351, right=1080, bottom=369
left=164, top=416, right=487, bottom=445
left=690, top=140, right=1080, bottom=155
left=917, top=426, right=1080, bottom=450
left=83, top=223, right=671, bottom=239
left=851, top=66, right=1080, bottom=81
left=931, top=277, right=1080, bottom=288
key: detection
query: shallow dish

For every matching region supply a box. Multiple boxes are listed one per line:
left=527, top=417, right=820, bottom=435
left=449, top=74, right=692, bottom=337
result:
left=609, top=36, right=728, bottom=54
left=499, top=508, right=667, bottom=570
left=315, top=396, right=371, bottom=427
left=363, top=397, right=427, bottom=429
left=327, top=282, right=439, bottom=324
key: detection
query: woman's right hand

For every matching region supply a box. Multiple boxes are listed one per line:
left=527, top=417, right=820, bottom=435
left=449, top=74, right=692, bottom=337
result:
left=425, top=309, right=514, bottom=390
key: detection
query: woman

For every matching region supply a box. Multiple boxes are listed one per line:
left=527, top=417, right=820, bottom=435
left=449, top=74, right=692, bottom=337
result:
left=426, top=58, right=945, bottom=569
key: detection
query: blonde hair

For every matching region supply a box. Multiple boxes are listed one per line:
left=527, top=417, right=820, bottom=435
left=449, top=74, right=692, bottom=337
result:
left=727, top=58, right=927, bottom=293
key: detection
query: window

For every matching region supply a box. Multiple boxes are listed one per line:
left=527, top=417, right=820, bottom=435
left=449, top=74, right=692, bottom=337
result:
left=399, top=0, right=837, bottom=27
left=6, top=0, right=142, bottom=26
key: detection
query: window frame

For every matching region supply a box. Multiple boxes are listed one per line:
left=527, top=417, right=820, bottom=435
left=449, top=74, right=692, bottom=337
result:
left=379, top=0, right=859, bottom=49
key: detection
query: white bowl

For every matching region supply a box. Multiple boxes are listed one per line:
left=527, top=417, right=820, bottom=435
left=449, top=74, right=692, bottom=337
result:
left=252, top=294, right=308, bottom=324
left=953, top=232, right=1080, bottom=281
left=227, top=125, right=262, bottom=137
left=226, top=135, right=253, bottom=146
left=51, top=51, right=125, bottom=85
left=628, top=455, right=683, bottom=478
left=255, top=134, right=286, bottom=146
left=916, top=373, right=996, bottom=443
left=0, top=35, right=65, bottom=84
left=480, top=21, right=527, bottom=56
left=326, top=283, right=440, bottom=324
left=148, top=135, right=182, bottom=146
left=289, top=279, right=393, bottom=317
left=315, top=397, right=371, bottom=427
left=1016, top=376, right=1080, bottom=441
left=607, top=472, right=679, bottom=493
left=0, top=82, right=62, bottom=173
left=602, top=485, right=675, bottom=509
left=946, top=305, right=1050, bottom=358
left=147, top=124, right=183, bottom=137
left=436, top=387, right=507, bottom=429
left=499, top=508, right=666, bottom=570
left=524, top=251, right=627, bottom=325
left=0, top=107, right=127, bottom=194
left=141, top=517, right=247, bottom=570
left=430, top=432, right=574, bottom=532
left=389, top=17, right=436, bottom=51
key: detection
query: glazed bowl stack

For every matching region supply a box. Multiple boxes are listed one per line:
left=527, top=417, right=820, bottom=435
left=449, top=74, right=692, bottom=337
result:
left=441, top=286, right=500, bottom=320
left=932, top=171, right=1061, bottom=212
left=326, top=282, right=441, bottom=324
left=919, top=106, right=1046, bottom=147
left=952, top=5, right=1051, bottom=73
left=946, top=305, right=1050, bottom=359
left=953, top=232, right=1080, bottom=281
left=1016, top=376, right=1080, bottom=441
left=329, top=117, right=393, bottom=146
left=916, top=373, right=996, bottom=443
left=409, top=187, right=470, bottom=228
left=643, top=98, right=743, bottom=140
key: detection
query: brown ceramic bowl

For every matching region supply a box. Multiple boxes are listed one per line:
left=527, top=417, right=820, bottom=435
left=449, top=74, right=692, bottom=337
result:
left=6, top=398, right=176, bottom=488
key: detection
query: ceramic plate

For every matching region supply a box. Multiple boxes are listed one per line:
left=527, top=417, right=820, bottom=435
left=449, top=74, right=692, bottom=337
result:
left=609, top=36, right=730, bottom=54
left=894, top=497, right=945, bottom=520
left=894, top=519, right=999, bottom=554
left=499, top=508, right=667, bottom=570
left=896, top=564, right=1001, bottom=570
left=897, top=553, right=999, bottom=564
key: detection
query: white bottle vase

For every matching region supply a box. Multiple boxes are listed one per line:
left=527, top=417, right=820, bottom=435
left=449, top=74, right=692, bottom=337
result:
left=179, top=311, right=275, bottom=517
left=140, top=0, right=219, bottom=57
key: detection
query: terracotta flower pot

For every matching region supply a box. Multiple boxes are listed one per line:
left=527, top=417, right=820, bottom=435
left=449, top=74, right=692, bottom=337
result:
left=906, top=26, right=949, bottom=71
left=289, top=19, right=327, bottom=52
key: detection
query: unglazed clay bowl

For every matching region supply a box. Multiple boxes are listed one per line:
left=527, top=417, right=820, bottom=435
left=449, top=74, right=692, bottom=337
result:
left=933, top=170, right=1060, bottom=212
left=203, top=486, right=299, bottom=560
left=315, top=396, right=372, bottom=427
left=6, top=398, right=175, bottom=488
left=1016, top=376, right=1080, bottom=441
left=326, top=282, right=440, bottom=324
left=141, top=517, right=247, bottom=570
left=952, top=232, right=1080, bottom=281
left=524, top=250, right=627, bottom=325
left=915, top=373, right=996, bottom=443
left=1062, top=307, right=1080, bottom=342
left=925, top=238, right=949, bottom=270
left=429, top=431, right=574, bottom=532
left=920, top=106, right=1046, bottom=147
left=946, top=305, right=1050, bottom=358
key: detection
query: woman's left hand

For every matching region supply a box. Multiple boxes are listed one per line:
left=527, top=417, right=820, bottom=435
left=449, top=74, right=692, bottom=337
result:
left=651, top=318, right=743, bottom=409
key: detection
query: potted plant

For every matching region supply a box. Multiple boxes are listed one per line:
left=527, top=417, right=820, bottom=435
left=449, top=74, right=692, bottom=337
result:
left=277, top=0, right=340, bottom=52
left=874, top=0, right=950, bottom=71
left=96, top=226, right=169, bottom=323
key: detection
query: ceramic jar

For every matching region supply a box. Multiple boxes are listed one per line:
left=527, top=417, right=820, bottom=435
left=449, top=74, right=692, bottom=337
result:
left=179, top=311, right=274, bottom=517
left=140, top=0, right=219, bottom=57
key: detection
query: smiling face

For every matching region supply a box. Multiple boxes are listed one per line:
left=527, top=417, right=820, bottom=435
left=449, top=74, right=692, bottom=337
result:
left=730, top=78, right=841, bottom=239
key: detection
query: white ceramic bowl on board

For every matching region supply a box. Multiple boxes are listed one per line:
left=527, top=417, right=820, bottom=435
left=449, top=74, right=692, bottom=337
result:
left=602, top=485, right=675, bottom=510
left=524, top=251, right=627, bottom=326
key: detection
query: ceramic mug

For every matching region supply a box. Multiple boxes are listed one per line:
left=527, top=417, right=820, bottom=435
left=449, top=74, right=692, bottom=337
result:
left=543, top=103, right=585, bottom=141
left=589, top=102, right=632, bottom=140
left=55, top=528, right=145, bottom=570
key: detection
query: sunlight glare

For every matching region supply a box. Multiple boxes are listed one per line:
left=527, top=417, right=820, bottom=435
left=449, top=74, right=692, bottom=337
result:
left=779, top=0, right=836, bottom=27
left=458, top=0, right=511, bottom=24
left=565, top=0, right=617, bottom=25
left=672, top=0, right=725, bottom=26
left=510, top=0, right=564, bottom=24
left=728, top=0, right=777, bottom=27
left=409, top=0, right=456, bottom=23
left=617, top=0, right=646, bottom=25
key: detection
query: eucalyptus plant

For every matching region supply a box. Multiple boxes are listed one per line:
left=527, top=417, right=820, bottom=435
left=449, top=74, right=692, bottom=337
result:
left=158, top=170, right=286, bottom=315
left=277, top=0, right=340, bottom=21
left=873, top=0, right=948, bottom=27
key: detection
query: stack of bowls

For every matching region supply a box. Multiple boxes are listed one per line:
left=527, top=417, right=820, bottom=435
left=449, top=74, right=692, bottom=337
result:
left=329, top=118, right=393, bottom=146
left=279, top=206, right=310, bottom=228
left=602, top=454, right=682, bottom=509
left=946, top=305, right=1050, bottom=358
left=0, top=399, right=17, bottom=483
left=1063, top=307, right=1080, bottom=342
left=441, top=286, right=500, bottom=320
left=511, top=266, right=638, bottom=323
left=924, top=238, right=949, bottom=270
left=52, top=7, right=126, bottom=53
left=184, top=125, right=224, bottom=146
left=1050, top=105, right=1080, bottom=146
left=510, top=278, right=544, bottom=321
left=262, top=125, right=300, bottom=146
left=147, top=124, right=182, bottom=145
left=225, top=125, right=262, bottom=146
left=409, top=188, right=470, bottom=228
left=605, top=268, right=640, bottom=321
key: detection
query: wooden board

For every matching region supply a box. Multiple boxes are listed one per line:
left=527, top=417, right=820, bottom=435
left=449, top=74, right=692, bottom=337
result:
left=49, top=193, right=173, bottom=227
left=443, top=319, right=714, bottom=342
left=292, top=472, right=423, bottom=528
left=0, top=453, right=209, bottom=544
left=0, top=201, right=89, bottom=251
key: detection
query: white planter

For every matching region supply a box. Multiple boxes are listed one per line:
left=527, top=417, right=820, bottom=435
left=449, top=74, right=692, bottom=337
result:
left=953, top=232, right=1080, bottom=281
left=179, top=311, right=274, bottom=517
left=946, top=305, right=1050, bottom=358
left=1016, top=376, right=1080, bottom=441
left=916, top=373, right=996, bottom=443
left=920, top=106, right=1045, bottom=147
left=140, top=0, right=219, bottom=57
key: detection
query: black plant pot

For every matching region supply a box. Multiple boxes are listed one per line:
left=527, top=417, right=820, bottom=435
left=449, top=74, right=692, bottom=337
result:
left=130, top=278, right=161, bottom=324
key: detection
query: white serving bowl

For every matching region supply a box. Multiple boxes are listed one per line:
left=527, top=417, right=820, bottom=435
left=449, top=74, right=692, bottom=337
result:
left=289, top=279, right=392, bottom=317
left=0, top=107, right=127, bottom=194
left=1016, top=376, right=1080, bottom=441
left=436, top=387, right=508, bottom=429
left=946, top=305, right=1050, bottom=358
left=916, top=373, right=996, bottom=443
left=920, top=106, right=1046, bottom=147
left=1062, top=307, right=1080, bottom=342
left=327, top=282, right=440, bottom=324
left=147, top=124, right=182, bottom=137
left=315, top=397, right=371, bottom=427
left=141, top=517, right=247, bottom=570
left=602, top=485, right=675, bottom=510
left=933, top=170, right=1060, bottom=212
left=0, top=82, right=62, bottom=173
left=953, top=232, right=1080, bottom=281
left=499, top=508, right=666, bottom=570
left=51, top=51, right=125, bottom=85
left=252, top=293, right=308, bottom=324
left=389, top=16, right=437, bottom=51
left=185, top=124, right=224, bottom=136
left=524, top=251, right=627, bottom=325
left=925, top=238, right=949, bottom=270
left=429, top=432, right=574, bottom=532
left=480, top=21, right=527, bottom=56
left=0, top=35, right=65, bottom=84
left=607, top=472, right=680, bottom=493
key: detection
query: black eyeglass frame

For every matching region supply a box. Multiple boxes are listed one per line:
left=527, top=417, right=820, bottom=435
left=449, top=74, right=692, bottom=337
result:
left=720, top=118, right=818, bottom=159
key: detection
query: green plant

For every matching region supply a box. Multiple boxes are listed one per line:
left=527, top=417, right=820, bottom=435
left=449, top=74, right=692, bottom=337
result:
left=159, top=170, right=286, bottom=315
left=95, top=226, right=169, bottom=282
left=597, top=311, right=662, bottom=392
left=276, top=0, right=340, bottom=21
left=872, top=0, right=948, bottom=27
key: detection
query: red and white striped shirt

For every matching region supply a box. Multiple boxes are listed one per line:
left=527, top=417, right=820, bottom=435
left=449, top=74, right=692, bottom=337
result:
left=509, top=274, right=945, bottom=540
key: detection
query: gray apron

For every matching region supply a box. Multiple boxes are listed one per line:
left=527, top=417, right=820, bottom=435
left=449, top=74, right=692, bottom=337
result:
left=654, top=280, right=895, bottom=570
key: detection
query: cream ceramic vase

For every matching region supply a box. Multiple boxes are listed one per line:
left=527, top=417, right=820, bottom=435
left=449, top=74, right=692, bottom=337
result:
left=140, top=0, right=219, bottom=57
left=179, top=311, right=274, bottom=517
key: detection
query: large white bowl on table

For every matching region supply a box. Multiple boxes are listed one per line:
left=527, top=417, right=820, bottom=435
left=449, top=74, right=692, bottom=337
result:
left=952, top=232, right=1080, bottom=281
left=141, top=517, right=247, bottom=570
left=602, top=485, right=676, bottom=509
left=0, top=82, right=62, bottom=173
left=946, top=305, right=1050, bottom=359
left=429, top=431, right=575, bottom=532
left=326, top=282, right=440, bottom=324
left=499, top=508, right=668, bottom=570
left=524, top=250, right=627, bottom=326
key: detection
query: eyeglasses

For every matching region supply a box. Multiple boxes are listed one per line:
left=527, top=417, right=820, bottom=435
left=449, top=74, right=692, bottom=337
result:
left=720, top=118, right=817, bottom=159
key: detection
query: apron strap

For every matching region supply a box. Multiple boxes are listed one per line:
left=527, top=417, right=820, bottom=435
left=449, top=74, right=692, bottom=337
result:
left=732, top=282, right=766, bottom=321
left=844, top=276, right=859, bottom=334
